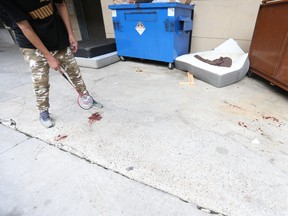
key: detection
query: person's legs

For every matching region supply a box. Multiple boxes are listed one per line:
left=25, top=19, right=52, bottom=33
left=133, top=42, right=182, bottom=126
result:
left=55, top=47, right=103, bottom=109
left=21, top=48, right=54, bottom=128
left=55, top=47, right=87, bottom=94
left=21, top=48, right=50, bottom=110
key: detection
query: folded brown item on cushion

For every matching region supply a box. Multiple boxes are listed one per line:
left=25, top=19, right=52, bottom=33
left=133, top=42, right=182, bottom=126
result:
left=194, top=54, right=232, bottom=67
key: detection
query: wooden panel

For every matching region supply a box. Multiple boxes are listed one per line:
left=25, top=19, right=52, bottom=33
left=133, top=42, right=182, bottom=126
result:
left=275, top=33, right=288, bottom=84
left=249, top=0, right=288, bottom=91
left=249, top=1, right=288, bottom=77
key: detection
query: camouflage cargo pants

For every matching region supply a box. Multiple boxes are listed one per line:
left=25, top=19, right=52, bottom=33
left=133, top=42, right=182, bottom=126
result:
left=21, top=47, right=87, bottom=111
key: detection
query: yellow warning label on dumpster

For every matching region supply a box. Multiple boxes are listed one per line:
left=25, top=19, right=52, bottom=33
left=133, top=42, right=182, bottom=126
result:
left=135, top=22, right=146, bottom=35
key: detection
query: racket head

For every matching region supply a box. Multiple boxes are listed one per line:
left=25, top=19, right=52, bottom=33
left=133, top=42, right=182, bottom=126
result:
left=77, top=94, right=94, bottom=110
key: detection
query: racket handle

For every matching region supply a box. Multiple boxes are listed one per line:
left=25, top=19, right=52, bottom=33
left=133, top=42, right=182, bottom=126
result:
left=59, top=68, right=77, bottom=89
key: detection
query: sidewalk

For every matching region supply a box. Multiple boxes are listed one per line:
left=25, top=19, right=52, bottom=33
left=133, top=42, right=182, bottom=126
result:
left=0, top=124, right=210, bottom=216
left=0, top=41, right=287, bottom=216
left=0, top=42, right=214, bottom=216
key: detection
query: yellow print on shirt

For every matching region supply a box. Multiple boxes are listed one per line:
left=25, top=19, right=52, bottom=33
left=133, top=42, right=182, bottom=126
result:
left=29, top=3, right=54, bottom=19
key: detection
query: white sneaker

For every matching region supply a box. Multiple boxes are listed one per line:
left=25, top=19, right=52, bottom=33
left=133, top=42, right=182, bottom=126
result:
left=92, top=99, right=103, bottom=109
left=40, top=111, right=54, bottom=128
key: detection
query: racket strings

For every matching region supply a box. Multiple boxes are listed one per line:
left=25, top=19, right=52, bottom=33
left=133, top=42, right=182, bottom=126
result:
left=77, top=94, right=94, bottom=110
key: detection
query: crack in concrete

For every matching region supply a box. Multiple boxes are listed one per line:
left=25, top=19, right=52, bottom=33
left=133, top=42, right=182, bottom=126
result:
left=197, top=206, right=226, bottom=215
left=0, top=119, right=32, bottom=155
left=0, top=121, right=227, bottom=216
left=0, top=140, right=28, bottom=155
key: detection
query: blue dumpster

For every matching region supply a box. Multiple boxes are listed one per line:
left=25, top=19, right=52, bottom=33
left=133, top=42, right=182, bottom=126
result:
left=108, top=3, right=194, bottom=69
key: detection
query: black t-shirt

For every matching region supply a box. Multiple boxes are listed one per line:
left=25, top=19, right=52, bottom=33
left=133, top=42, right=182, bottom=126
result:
left=0, top=0, right=69, bottom=51
left=0, top=4, right=26, bottom=45
left=0, top=4, right=14, bottom=27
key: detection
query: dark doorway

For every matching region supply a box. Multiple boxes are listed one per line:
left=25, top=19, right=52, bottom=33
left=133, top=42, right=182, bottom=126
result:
left=73, top=0, right=106, bottom=41
left=73, top=0, right=116, bottom=58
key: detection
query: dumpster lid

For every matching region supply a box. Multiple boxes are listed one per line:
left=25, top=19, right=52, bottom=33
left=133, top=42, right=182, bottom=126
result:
left=108, top=2, right=194, bottom=10
left=178, top=16, right=191, bottom=21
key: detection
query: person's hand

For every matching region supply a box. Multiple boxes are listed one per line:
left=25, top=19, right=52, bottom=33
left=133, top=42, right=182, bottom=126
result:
left=47, top=55, right=61, bottom=70
left=69, top=34, right=78, bottom=53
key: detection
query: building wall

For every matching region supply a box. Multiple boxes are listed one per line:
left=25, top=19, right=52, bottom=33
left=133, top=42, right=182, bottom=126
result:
left=190, top=0, right=262, bottom=52
left=0, top=29, right=15, bottom=44
left=65, top=0, right=82, bottom=40
left=100, top=0, right=262, bottom=53
left=101, top=0, right=115, bottom=39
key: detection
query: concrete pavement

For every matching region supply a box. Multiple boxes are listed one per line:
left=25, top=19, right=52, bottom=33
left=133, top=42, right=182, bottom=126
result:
left=0, top=41, right=288, bottom=216
left=0, top=124, right=211, bottom=216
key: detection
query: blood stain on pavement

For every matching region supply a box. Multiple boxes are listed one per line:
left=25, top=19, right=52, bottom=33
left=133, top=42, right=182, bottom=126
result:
left=88, top=112, right=102, bottom=125
left=54, top=134, right=68, bottom=141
